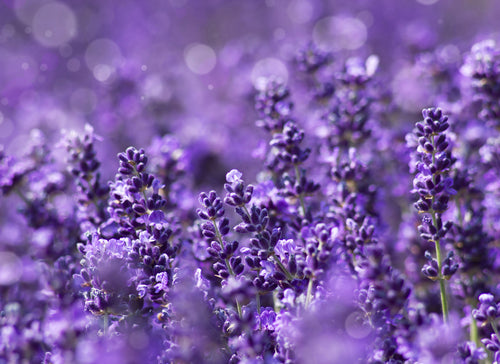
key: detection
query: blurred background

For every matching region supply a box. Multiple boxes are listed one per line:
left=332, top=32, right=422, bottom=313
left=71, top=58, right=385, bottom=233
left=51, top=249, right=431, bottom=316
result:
left=1, top=0, right=499, bottom=185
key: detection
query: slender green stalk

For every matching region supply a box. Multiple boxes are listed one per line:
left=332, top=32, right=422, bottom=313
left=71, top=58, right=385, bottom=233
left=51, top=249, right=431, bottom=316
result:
left=491, top=319, right=500, bottom=339
left=430, top=134, right=449, bottom=323
left=470, top=314, right=479, bottom=345
left=242, top=205, right=252, bottom=221
left=293, top=164, right=307, bottom=217
left=211, top=216, right=242, bottom=318
left=470, top=317, right=490, bottom=364
left=432, top=212, right=449, bottom=323
left=271, top=252, right=293, bottom=280
left=14, top=188, right=30, bottom=204
left=212, top=217, right=225, bottom=249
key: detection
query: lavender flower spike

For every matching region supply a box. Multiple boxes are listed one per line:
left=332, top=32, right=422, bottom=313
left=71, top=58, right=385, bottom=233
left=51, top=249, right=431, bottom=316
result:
left=412, top=107, right=457, bottom=323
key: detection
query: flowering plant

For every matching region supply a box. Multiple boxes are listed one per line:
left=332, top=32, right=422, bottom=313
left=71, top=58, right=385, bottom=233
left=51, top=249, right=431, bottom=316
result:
left=1, top=1, right=500, bottom=363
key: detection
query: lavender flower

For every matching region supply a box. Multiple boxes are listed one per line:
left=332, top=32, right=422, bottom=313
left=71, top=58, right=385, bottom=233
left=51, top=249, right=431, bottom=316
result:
left=4, top=4, right=500, bottom=363
left=411, top=107, right=457, bottom=322
left=62, top=124, right=109, bottom=233
left=461, top=39, right=500, bottom=129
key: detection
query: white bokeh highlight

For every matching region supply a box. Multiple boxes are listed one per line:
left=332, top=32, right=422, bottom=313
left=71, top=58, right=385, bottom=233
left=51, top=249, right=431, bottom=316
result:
left=140, top=74, right=172, bottom=102
left=416, top=0, right=439, bottom=5
left=344, top=311, right=372, bottom=339
left=251, top=58, right=288, bottom=90
left=184, top=43, right=217, bottom=75
left=85, top=38, right=123, bottom=82
left=32, top=2, right=77, bottom=48
left=287, top=0, right=314, bottom=24
left=313, top=16, right=367, bottom=51
left=0, top=252, right=23, bottom=286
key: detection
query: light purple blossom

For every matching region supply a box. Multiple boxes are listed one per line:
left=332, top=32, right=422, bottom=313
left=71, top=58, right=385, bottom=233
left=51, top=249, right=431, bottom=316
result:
left=226, top=169, right=243, bottom=183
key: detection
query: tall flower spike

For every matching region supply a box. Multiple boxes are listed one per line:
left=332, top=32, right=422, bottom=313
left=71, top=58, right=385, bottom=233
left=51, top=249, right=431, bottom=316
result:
left=255, top=79, right=320, bottom=221
left=461, top=39, right=500, bottom=129
left=63, top=124, right=109, bottom=231
left=411, top=107, right=457, bottom=323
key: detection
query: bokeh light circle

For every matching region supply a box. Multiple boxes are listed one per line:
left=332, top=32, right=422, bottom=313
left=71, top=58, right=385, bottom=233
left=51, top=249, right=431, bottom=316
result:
left=251, top=58, right=289, bottom=90
left=85, top=38, right=123, bottom=82
left=0, top=252, right=23, bottom=286
left=32, top=2, right=77, bottom=48
left=184, top=43, right=217, bottom=75
left=313, top=15, right=367, bottom=51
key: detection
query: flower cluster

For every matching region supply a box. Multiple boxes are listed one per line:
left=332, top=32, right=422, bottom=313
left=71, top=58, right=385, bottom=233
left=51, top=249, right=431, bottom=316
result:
left=3, top=2, right=500, bottom=364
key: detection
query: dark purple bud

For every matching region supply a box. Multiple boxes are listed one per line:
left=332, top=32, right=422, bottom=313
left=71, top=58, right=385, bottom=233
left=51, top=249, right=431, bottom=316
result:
left=158, top=254, right=168, bottom=266
left=136, top=163, right=145, bottom=172
left=422, top=265, right=438, bottom=279
left=234, top=223, right=248, bottom=233
left=208, top=190, right=217, bottom=201
left=143, top=256, right=153, bottom=266
left=273, top=271, right=286, bottom=281
left=439, top=122, right=449, bottom=132
left=207, top=248, right=219, bottom=257
left=415, top=200, right=430, bottom=212
left=132, top=177, right=142, bottom=190
left=288, top=255, right=297, bottom=276
left=213, top=262, right=226, bottom=272
left=118, top=153, right=129, bottom=163
left=223, top=183, right=233, bottom=193
left=487, top=306, right=498, bottom=319
left=126, top=147, right=135, bottom=160
left=437, top=141, right=448, bottom=152
left=196, top=209, right=208, bottom=220
left=425, top=179, right=435, bottom=190
left=207, top=206, right=217, bottom=217
left=230, top=240, right=239, bottom=253
left=202, top=230, right=216, bottom=239
left=81, top=269, right=91, bottom=282
left=133, top=203, right=147, bottom=214
left=245, top=256, right=255, bottom=268
left=233, top=264, right=244, bottom=276
left=435, top=134, right=446, bottom=146
left=424, top=143, right=434, bottom=153
left=118, top=166, right=133, bottom=175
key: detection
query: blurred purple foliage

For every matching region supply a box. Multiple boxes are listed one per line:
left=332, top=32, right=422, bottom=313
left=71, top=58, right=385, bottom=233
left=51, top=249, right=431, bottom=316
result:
left=2, top=0, right=500, bottom=363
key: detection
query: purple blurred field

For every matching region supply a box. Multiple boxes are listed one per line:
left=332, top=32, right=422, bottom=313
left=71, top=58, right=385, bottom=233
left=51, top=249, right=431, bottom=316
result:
left=2, top=1, right=500, bottom=363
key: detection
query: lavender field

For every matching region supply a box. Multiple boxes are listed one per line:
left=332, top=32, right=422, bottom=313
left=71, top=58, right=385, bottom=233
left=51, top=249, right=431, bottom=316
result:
left=2, top=0, right=500, bottom=363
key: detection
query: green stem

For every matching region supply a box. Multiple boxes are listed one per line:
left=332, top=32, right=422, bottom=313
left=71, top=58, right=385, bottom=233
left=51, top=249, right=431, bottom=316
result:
left=211, top=217, right=226, bottom=249
left=271, top=253, right=293, bottom=280
left=293, top=164, right=306, bottom=218
left=470, top=315, right=479, bottom=347
left=211, top=217, right=242, bottom=318
left=430, top=134, right=449, bottom=323
left=469, top=312, right=490, bottom=364
left=242, top=205, right=252, bottom=221
left=14, top=188, right=30, bottom=204
left=432, top=212, right=449, bottom=323
left=437, top=271, right=449, bottom=323
left=235, top=299, right=242, bottom=318
left=491, top=319, right=500, bottom=339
